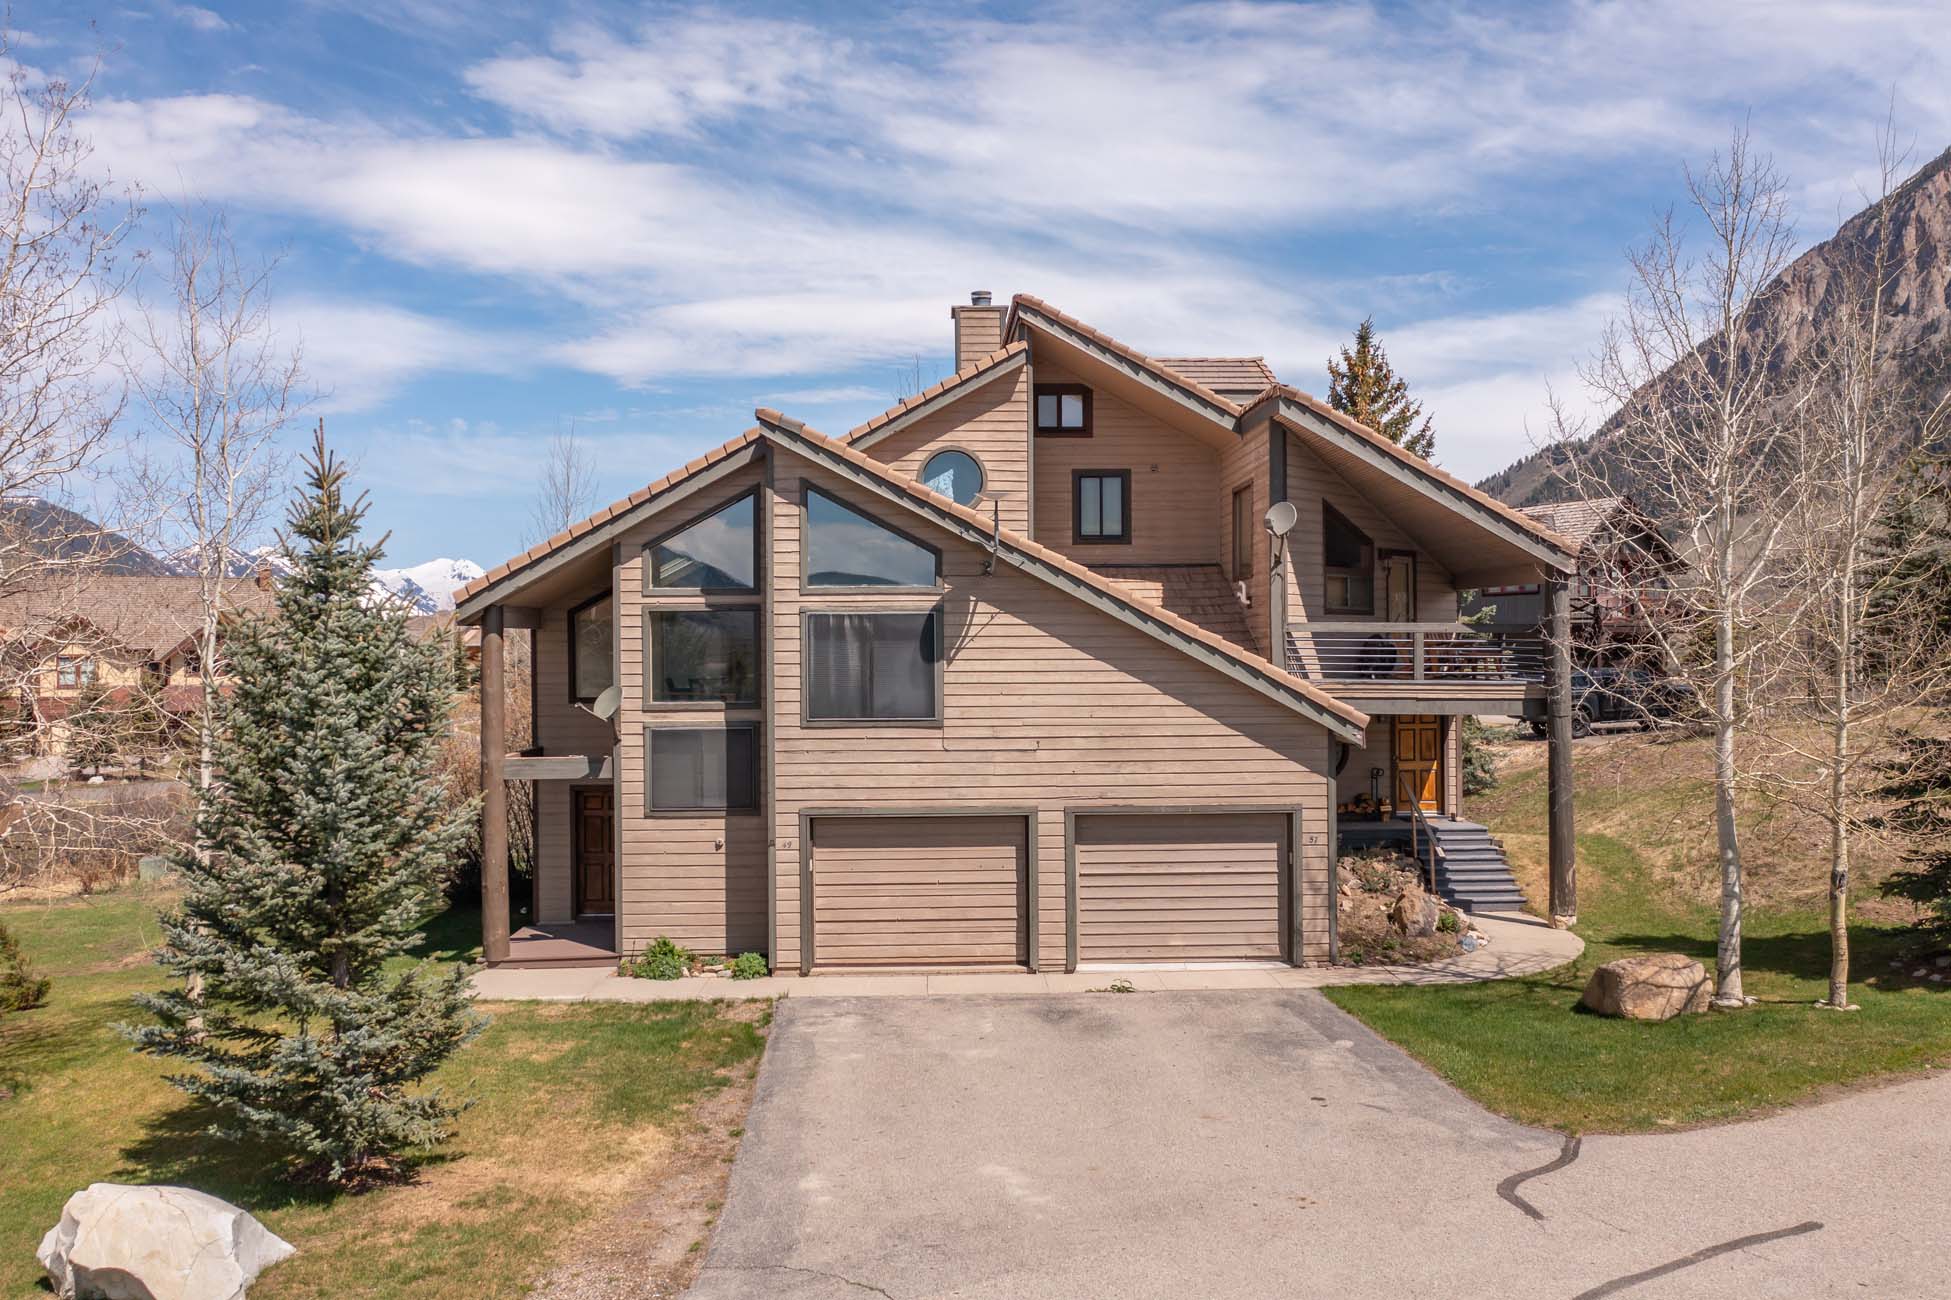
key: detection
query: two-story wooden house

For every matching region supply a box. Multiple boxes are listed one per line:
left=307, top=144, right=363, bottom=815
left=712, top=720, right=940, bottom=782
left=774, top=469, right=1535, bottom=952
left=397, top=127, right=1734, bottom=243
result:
left=456, top=293, right=1582, bottom=973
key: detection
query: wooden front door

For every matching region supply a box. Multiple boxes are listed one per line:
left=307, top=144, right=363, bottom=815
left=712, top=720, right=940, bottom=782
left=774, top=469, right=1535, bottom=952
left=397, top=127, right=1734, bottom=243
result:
left=1393, top=715, right=1443, bottom=813
left=574, top=788, right=615, bottom=917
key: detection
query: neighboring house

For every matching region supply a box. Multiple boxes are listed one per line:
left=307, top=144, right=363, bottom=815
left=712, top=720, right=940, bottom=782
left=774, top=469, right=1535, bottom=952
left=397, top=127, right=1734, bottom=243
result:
left=456, top=293, right=1580, bottom=972
left=1462, top=496, right=1681, bottom=661
left=0, top=574, right=276, bottom=759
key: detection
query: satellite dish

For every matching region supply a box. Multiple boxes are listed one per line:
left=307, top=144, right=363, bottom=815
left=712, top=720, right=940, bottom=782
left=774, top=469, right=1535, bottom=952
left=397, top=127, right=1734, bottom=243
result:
left=590, top=684, right=621, bottom=722
left=1264, top=501, right=1299, bottom=537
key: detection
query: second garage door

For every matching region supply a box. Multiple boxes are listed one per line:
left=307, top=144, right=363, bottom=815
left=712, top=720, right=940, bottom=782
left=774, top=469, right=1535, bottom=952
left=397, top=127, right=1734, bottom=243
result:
left=1075, top=813, right=1287, bottom=963
left=810, top=815, right=1027, bottom=968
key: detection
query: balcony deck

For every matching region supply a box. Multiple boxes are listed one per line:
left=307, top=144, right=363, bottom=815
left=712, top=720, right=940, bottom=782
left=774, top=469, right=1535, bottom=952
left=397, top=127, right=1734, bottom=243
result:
left=1287, top=621, right=1545, bottom=709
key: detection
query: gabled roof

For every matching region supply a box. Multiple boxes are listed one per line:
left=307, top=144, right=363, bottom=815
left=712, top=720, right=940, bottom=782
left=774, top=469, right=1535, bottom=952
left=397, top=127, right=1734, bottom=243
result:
left=1153, top=356, right=1278, bottom=397
left=0, top=576, right=276, bottom=661
left=1007, top=295, right=1243, bottom=429
left=1520, top=497, right=1626, bottom=551
left=753, top=408, right=1367, bottom=741
left=1243, top=384, right=1577, bottom=571
left=454, top=399, right=1367, bottom=740
left=454, top=431, right=764, bottom=609
left=843, top=341, right=1028, bottom=448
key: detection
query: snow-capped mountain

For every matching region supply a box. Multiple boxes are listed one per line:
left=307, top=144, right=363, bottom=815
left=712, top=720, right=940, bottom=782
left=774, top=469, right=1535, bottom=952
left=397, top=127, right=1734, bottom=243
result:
left=162, top=546, right=483, bottom=616
left=371, top=559, right=485, bottom=614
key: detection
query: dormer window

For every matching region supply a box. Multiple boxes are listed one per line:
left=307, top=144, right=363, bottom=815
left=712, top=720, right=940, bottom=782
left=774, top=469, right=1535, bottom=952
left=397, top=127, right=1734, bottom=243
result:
left=1323, top=502, right=1375, bottom=615
left=1034, top=383, right=1092, bottom=436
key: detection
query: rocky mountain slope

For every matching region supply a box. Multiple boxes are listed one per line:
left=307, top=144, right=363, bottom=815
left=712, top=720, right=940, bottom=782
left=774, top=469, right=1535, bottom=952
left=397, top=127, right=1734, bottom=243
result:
left=1481, top=143, right=1951, bottom=508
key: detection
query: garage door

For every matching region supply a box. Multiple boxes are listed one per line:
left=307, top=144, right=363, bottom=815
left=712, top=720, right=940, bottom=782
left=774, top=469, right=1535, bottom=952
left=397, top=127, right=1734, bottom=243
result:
left=810, top=815, right=1027, bottom=968
left=1075, top=813, right=1286, bottom=963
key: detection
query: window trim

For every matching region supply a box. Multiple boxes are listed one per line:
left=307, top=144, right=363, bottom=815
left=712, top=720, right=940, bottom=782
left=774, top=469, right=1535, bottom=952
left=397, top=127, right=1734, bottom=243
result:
left=1071, top=469, right=1132, bottom=546
left=1033, top=383, right=1093, bottom=437
left=642, top=487, right=761, bottom=595
left=645, top=606, right=763, bottom=709
left=919, top=446, right=987, bottom=507
left=56, top=655, right=94, bottom=689
left=566, top=590, right=616, bottom=704
left=643, top=722, right=761, bottom=816
left=1231, top=482, right=1254, bottom=580
left=799, top=483, right=943, bottom=594
left=800, top=604, right=946, bottom=729
left=1322, top=500, right=1376, bottom=616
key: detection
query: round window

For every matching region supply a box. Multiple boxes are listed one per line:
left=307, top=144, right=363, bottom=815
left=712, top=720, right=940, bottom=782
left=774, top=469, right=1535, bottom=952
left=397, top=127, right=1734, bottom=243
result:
left=921, top=449, right=985, bottom=506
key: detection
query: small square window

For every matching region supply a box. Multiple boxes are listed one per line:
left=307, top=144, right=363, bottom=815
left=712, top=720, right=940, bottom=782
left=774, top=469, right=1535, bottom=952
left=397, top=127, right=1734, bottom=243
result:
left=650, top=609, right=759, bottom=704
left=647, top=725, right=758, bottom=811
left=1034, top=384, right=1092, bottom=436
left=806, top=610, right=940, bottom=722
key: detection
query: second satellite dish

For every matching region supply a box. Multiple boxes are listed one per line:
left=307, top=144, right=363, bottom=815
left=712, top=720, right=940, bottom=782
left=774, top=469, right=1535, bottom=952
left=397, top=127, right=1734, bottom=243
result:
left=1263, top=501, right=1298, bottom=537
left=588, top=684, right=621, bottom=722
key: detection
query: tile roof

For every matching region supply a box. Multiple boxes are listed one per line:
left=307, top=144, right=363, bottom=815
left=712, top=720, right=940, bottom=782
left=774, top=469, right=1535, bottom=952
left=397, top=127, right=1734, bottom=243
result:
left=452, top=429, right=763, bottom=606
left=842, top=341, right=1028, bottom=444
left=0, top=575, right=276, bottom=660
left=754, top=407, right=1367, bottom=734
left=1520, top=497, right=1627, bottom=552
left=1093, top=565, right=1257, bottom=654
left=1246, top=384, right=1578, bottom=560
left=1008, top=295, right=1244, bottom=418
left=1152, top=356, right=1278, bottom=396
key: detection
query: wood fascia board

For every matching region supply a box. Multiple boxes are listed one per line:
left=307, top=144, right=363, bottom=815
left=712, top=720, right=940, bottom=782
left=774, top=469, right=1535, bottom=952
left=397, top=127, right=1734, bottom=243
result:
left=757, top=416, right=1366, bottom=744
left=455, top=443, right=764, bottom=622
left=504, top=753, right=613, bottom=779
left=847, top=349, right=1028, bottom=451
left=1273, top=399, right=1575, bottom=572
left=1011, top=304, right=1239, bottom=431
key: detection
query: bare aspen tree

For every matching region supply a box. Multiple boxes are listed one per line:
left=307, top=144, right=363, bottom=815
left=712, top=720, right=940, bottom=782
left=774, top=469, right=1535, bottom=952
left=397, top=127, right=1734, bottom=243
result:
left=1766, top=131, right=1951, bottom=1010
left=127, top=207, right=304, bottom=793
left=528, top=423, right=595, bottom=547
left=1552, top=128, right=1809, bottom=1007
left=0, top=35, right=157, bottom=901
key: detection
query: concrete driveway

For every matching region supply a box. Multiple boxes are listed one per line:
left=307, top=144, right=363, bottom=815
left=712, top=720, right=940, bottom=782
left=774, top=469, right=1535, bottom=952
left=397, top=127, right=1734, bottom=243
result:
left=684, top=992, right=1951, bottom=1299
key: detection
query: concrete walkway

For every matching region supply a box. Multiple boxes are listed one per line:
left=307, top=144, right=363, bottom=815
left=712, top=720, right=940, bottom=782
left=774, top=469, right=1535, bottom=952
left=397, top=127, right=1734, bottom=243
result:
left=469, top=910, right=1581, bottom=1001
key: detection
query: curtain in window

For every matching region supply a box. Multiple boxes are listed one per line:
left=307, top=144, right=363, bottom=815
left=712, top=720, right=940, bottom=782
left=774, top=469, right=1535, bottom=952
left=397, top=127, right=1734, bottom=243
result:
left=807, top=612, right=936, bottom=719
left=649, top=727, right=756, bottom=810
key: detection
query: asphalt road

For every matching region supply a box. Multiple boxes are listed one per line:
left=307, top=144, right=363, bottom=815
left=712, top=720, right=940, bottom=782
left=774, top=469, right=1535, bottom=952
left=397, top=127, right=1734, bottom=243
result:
left=683, top=991, right=1951, bottom=1300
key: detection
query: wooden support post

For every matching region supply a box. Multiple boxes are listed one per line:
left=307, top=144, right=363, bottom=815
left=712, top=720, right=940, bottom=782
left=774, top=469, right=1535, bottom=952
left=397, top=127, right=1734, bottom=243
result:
left=480, top=604, right=511, bottom=965
left=1546, top=575, right=1577, bottom=926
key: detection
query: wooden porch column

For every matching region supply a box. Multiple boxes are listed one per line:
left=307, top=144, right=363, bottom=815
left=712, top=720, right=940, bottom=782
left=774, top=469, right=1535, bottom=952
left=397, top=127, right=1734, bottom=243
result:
left=1545, top=575, right=1577, bottom=926
left=480, top=604, right=511, bottom=965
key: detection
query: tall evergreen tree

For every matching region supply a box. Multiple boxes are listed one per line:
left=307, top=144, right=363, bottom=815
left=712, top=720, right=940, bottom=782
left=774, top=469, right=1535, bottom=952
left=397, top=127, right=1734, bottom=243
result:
left=128, top=427, right=482, bottom=1184
left=1327, top=318, right=1436, bottom=460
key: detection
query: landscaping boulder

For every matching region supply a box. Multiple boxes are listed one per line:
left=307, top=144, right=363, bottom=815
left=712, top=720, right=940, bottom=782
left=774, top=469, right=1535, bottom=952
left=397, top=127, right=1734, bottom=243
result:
left=38, top=1184, right=294, bottom=1300
left=1389, top=887, right=1438, bottom=938
left=1579, top=953, right=1712, bottom=1021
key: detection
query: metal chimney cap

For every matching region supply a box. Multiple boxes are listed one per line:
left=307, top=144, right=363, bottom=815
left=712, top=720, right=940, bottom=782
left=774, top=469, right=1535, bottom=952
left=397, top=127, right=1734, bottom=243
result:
left=970, top=290, right=993, bottom=307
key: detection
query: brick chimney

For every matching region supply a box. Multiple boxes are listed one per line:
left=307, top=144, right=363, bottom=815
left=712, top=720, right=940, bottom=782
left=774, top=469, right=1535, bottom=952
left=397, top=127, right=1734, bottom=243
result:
left=253, top=560, right=275, bottom=592
left=950, top=290, right=1005, bottom=370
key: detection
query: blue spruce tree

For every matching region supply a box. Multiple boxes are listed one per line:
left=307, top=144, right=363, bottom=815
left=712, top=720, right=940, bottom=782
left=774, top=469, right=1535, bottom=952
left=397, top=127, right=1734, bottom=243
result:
left=128, top=427, right=483, bottom=1184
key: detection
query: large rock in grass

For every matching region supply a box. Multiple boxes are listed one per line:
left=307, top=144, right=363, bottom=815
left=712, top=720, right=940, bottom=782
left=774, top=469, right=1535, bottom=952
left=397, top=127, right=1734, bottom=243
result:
left=38, top=1184, right=295, bottom=1300
left=1580, top=953, right=1712, bottom=1021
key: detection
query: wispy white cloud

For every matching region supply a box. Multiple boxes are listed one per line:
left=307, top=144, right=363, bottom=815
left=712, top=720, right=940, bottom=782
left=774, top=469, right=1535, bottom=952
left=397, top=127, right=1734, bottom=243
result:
left=281, top=298, right=524, bottom=412
left=168, top=5, right=232, bottom=33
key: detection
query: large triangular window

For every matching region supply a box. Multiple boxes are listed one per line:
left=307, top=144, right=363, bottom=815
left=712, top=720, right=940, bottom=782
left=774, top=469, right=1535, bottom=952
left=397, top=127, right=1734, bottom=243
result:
left=805, top=487, right=940, bottom=588
left=648, top=491, right=758, bottom=591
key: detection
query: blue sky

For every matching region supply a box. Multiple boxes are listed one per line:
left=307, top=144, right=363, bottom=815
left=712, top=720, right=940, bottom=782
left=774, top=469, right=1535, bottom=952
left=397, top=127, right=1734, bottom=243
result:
left=25, top=0, right=1951, bottom=569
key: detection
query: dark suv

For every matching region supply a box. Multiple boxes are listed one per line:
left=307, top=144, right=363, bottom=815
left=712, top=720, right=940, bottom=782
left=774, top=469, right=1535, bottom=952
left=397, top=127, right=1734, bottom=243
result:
left=1525, top=668, right=1696, bottom=738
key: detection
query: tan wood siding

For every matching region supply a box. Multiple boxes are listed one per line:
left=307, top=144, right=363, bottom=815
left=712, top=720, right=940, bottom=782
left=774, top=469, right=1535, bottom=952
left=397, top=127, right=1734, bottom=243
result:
left=532, top=599, right=617, bottom=924
left=1031, top=361, right=1220, bottom=567
left=610, top=465, right=769, bottom=955
left=1282, top=430, right=1458, bottom=626
left=1076, top=813, right=1285, bottom=962
left=1218, top=422, right=1269, bottom=656
left=809, top=815, right=1027, bottom=967
left=866, top=368, right=1030, bottom=534
left=769, top=453, right=1337, bottom=973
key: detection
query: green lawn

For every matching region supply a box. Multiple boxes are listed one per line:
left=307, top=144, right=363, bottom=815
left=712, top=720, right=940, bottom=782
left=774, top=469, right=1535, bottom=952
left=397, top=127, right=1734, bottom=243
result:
left=1327, top=747, right=1951, bottom=1133
left=0, top=888, right=767, bottom=1300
